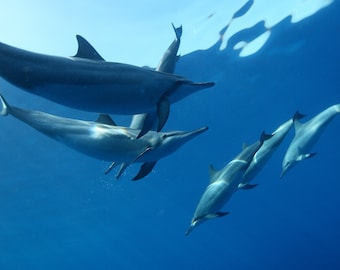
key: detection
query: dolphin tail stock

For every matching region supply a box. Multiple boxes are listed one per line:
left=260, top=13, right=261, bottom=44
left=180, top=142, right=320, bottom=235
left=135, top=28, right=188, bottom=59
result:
left=0, top=93, right=9, bottom=116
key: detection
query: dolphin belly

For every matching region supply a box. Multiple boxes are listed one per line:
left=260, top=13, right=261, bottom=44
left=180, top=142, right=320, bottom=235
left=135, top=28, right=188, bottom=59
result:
left=193, top=181, right=232, bottom=220
left=35, top=83, right=159, bottom=115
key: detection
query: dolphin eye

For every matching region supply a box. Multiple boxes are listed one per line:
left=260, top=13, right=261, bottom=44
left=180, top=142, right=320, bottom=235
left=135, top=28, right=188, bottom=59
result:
left=162, top=134, right=168, bottom=139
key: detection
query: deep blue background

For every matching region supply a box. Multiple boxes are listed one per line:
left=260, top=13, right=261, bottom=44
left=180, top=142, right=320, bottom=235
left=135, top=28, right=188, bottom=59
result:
left=0, top=2, right=339, bottom=270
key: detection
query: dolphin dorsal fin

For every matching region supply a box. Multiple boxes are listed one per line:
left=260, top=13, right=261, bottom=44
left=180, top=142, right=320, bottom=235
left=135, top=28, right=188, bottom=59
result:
left=95, top=114, right=117, bottom=126
left=209, top=164, right=218, bottom=183
left=293, top=110, right=306, bottom=121
left=74, top=35, right=105, bottom=61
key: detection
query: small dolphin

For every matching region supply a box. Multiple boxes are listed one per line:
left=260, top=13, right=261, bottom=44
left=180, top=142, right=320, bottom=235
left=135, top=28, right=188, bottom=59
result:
left=0, top=36, right=214, bottom=136
left=239, top=112, right=305, bottom=189
left=281, top=104, right=340, bottom=177
left=185, top=132, right=271, bottom=235
left=156, top=23, right=182, bottom=74
left=130, top=23, right=183, bottom=134
left=0, top=93, right=208, bottom=180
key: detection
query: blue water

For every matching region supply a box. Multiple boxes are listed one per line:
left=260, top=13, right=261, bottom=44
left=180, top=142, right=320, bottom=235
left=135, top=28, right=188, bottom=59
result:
left=0, top=2, right=339, bottom=270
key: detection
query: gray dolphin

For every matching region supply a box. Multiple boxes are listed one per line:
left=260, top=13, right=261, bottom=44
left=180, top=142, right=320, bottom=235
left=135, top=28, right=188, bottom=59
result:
left=130, top=23, right=183, bottom=134
left=0, top=93, right=208, bottom=180
left=239, top=112, right=305, bottom=189
left=185, top=132, right=271, bottom=235
left=0, top=36, right=214, bottom=136
left=281, top=104, right=340, bottom=177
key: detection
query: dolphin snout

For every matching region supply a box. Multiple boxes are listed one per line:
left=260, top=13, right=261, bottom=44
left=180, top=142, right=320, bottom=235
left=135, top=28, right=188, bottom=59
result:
left=280, top=162, right=291, bottom=178
left=185, top=221, right=197, bottom=236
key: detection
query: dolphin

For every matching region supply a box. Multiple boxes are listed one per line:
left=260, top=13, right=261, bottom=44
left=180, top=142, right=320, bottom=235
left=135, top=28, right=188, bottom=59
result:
left=0, top=93, right=208, bottom=180
left=130, top=23, right=183, bottom=134
left=239, top=112, right=305, bottom=189
left=281, top=104, right=340, bottom=177
left=156, top=23, right=182, bottom=74
left=185, top=132, right=271, bottom=235
left=0, top=36, right=214, bottom=136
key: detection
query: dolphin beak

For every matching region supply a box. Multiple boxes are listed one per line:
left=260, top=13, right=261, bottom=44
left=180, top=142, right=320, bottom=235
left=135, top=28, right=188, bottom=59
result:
left=166, top=126, right=208, bottom=142
left=182, top=126, right=208, bottom=139
left=279, top=170, right=286, bottom=178
left=280, top=165, right=290, bottom=178
left=185, top=223, right=196, bottom=236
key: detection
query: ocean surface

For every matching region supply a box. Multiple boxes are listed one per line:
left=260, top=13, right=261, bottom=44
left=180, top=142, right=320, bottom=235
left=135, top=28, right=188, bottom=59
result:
left=0, top=2, right=339, bottom=270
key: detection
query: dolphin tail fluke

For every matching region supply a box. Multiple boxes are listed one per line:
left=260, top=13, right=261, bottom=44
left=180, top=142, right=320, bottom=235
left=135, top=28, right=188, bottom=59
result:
left=171, top=23, right=183, bottom=40
left=132, top=161, right=157, bottom=181
left=0, top=93, right=9, bottom=116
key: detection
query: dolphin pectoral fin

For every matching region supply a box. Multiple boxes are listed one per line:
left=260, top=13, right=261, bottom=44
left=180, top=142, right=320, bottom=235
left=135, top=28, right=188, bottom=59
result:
left=307, top=153, right=317, bottom=159
left=216, top=211, right=229, bottom=217
left=136, top=113, right=158, bottom=138
left=206, top=212, right=229, bottom=219
left=157, top=97, right=170, bottom=132
left=104, top=161, right=118, bottom=175
left=132, top=161, right=157, bottom=181
left=298, top=152, right=317, bottom=161
left=96, top=114, right=117, bottom=126
left=186, top=81, right=215, bottom=89
left=238, top=183, right=258, bottom=190
left=74, top=35, right=105, bottom=61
